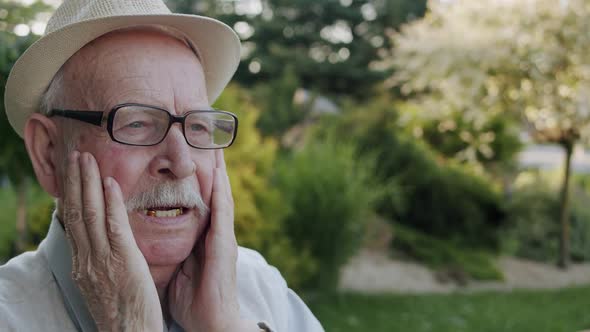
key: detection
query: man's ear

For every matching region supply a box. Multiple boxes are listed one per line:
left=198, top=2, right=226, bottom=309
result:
left=23, top=113, right=61, bottom=198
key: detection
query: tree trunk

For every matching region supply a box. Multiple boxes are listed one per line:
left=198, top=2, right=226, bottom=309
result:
left=557, top=141, right=574, bottom=269
left=15, top=178, right=28, bottom=254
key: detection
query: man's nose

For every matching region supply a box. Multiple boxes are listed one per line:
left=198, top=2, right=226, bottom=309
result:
left=149, top=125, right=196, bottom=180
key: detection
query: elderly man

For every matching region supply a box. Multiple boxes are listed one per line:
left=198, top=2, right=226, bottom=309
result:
left=0, top=0, right=324, bottom=331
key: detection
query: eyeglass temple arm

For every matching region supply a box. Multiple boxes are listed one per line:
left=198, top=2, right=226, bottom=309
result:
left=48, top=109, right=104, bottom=126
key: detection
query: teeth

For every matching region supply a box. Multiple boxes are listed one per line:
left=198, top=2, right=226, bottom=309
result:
left=143, top=208, right=183, bottom=217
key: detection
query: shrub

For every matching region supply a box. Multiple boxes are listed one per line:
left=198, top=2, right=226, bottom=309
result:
left=314, top=101, right=506, bottom=251
left=392, top=223, right=503, bottom=281
left=0, top=182, right=53, bottom=262
left=25, top=188, right=54, bottom=251
left=502, top=173, right=590, bottom=263
left=0, top=185, right=17, bottom=262
left=274, top=140, right=381, bottom=290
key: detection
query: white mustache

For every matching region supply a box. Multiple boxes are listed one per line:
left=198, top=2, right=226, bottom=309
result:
left=125, top=180, right=209, bottom=218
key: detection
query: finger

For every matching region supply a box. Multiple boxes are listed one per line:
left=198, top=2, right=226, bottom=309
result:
left=208, top=167, right=237, bottom=260
left=223, top=165, right=234, bottom=206
left=103, top=177, right=136, bottom=253
left=63, top=151, right=90, bottom=262
left=80, top=152, right=109, bottom=255
left=215, top=150, right=233, bottom=204
left=211, top=167, right=234, bottom=232
left=215, top=149, right=226, bottom=170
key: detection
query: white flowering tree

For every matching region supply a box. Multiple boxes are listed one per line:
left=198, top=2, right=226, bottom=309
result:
left=390, top=0, right=590, bottom=268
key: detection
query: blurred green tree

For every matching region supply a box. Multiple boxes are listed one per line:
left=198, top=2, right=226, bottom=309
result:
left=167, top=0, right=427, bottom=100
left=396, top=102, right=522, bottom=173
left=253, top=65, right=306, bottom=137
left=0, top=0, right=52, bottom=253
left=390, top=0, right=590, bottom=268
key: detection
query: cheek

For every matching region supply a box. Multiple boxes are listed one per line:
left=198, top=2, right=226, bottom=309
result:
left=91, top=144, right=150, bottom=197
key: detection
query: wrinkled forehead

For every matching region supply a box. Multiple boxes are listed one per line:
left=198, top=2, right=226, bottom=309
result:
left=53, top=26, right=207, bottom=109
left=92, top=25, right=201, bottom=59
left=65, top=25, right=201, bottom=78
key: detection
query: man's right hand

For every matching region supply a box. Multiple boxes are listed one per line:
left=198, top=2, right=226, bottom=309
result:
left=63, top=151, right=162, bottom=331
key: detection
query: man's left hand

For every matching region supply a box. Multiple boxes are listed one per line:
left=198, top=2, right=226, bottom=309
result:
left=167, top=150, right=260, bottom=332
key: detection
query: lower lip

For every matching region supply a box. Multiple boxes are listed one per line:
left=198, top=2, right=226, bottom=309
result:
left=133, top=209, right=194, bottom=226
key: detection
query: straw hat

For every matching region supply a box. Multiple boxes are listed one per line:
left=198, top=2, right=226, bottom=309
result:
left=4, top=0, right=241, bottom=138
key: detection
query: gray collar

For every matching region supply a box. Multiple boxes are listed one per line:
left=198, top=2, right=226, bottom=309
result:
left=41, top=213, right=97, bottom=332
left=41, top=213, right=179, bottom=332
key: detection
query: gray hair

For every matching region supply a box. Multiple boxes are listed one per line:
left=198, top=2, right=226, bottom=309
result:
left=40, top=67, right=79, bottom=167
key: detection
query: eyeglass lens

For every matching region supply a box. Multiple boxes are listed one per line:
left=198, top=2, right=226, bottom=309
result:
left=112, top=105, right=235, bottom=148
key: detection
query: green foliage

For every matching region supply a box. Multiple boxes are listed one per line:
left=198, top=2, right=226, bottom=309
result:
left=0, top=185, right=17, bottom=262
left=214, top=85, right=316, bottom=289
left=0, top=183, right=53, bottom=262
left=569, top=205, right=590, bottom=262
left=308, top=286, right=590, bottom=332
left=399, top=102, right=522, bottom=168
left=0, top=31, right=37, bottom=186
left=274, top=140, right=380, bottom=290
left=25, top=189, right=54, bottom=251
left=0, top=1, right=52, bottom=186
left=315, top=98, right=507, bottom=250
left=392, top=223, right=502, bottom=281
left=254, top=65, right=306, bottom=137
left=502, top=173, right=590, bottom=262
left=167, top=0, right=427, bottom=99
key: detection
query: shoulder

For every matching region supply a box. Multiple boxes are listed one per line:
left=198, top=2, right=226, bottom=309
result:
left=0, top=250, right=75, bottom=330
left=237, top=246, right=284, bottom=280
left=236, top=247, right=325, bottom=332
left=236, top=247, right=290, bottom=299
left=0, top=250, right=52, bottom=304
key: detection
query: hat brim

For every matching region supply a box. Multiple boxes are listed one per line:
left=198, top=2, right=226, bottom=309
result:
left=4, top=14, right=241, bottom=138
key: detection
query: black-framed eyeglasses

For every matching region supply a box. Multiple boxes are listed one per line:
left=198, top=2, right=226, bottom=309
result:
left=48, top=103, right=238, bottom=149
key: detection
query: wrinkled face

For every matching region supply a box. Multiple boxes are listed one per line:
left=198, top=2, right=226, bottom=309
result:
left=56, top=30, right=214, bottom=266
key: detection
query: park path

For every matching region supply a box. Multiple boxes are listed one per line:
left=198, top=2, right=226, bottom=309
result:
left=339, top=249, right=590, bottom=294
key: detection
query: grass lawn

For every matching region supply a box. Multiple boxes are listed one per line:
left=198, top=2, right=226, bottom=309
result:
left=307, top=286, right=590, bottom=332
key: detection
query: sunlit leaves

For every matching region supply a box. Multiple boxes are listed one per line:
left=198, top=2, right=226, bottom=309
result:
left=390, top=0, right=590, bottom=149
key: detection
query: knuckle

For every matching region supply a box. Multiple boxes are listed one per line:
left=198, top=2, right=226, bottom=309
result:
left=105, top=207, right=118, bottom=221
left=106, top=218, right=121, bottom=236
left=83, top=207, right=99, bottom=226
left=65, top=174, right=78, bottom=187
left=64, top=208, right=83, bottom=224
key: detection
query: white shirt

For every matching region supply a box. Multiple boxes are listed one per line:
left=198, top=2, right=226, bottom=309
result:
left=0, top=215, right=324, bottom=331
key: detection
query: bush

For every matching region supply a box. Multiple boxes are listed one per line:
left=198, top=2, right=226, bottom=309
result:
left=502, top=173, right=590, bottom=263
left=0, top=182, right=53, bottom=262
left=392, top=223, right=503, bottom=281
left=0, top=185, right=17, bottom=262
left=25, top=188, right=54, bottom=251
left=274, top=140, right=381, bottom=290
left=314, top=100, right=507, bottom=250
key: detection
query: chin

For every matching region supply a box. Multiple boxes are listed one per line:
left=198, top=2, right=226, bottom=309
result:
left=127, top=209, right=204, bottom=266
